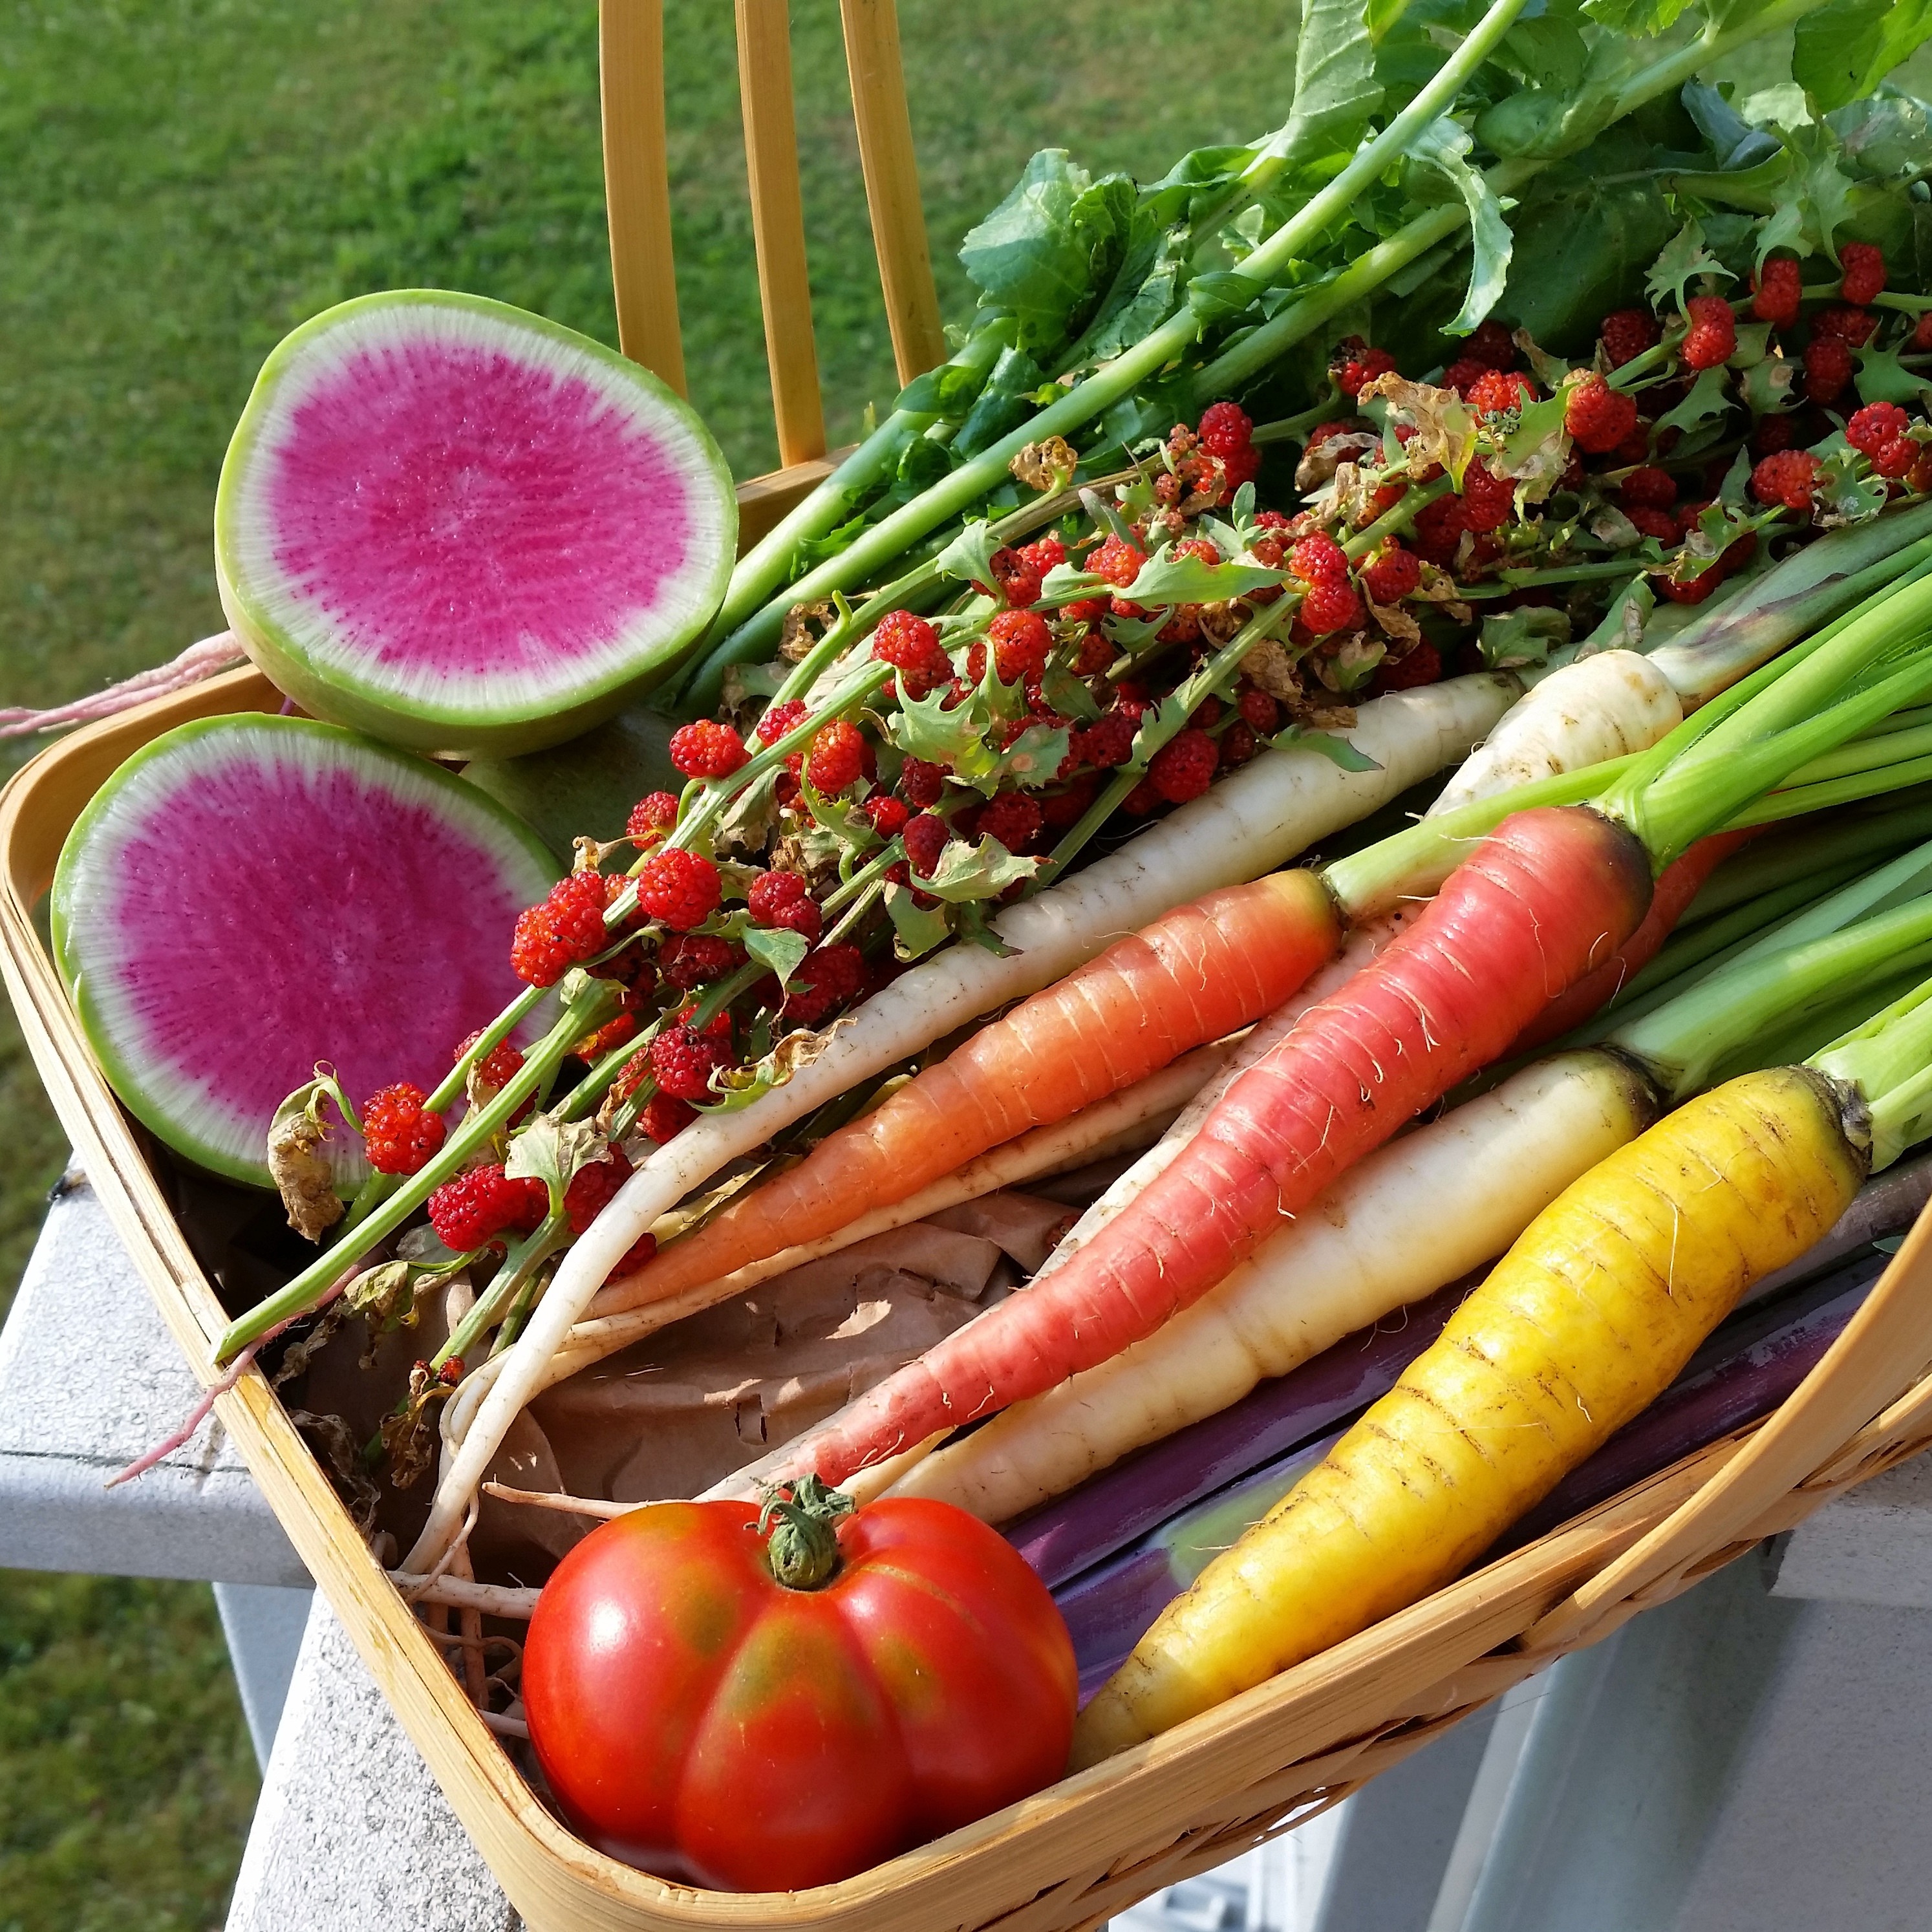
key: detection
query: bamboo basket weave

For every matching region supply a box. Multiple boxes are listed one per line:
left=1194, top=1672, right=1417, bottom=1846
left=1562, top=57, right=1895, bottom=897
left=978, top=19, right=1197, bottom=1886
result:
left=11, top=5, right=1932, bottom=1927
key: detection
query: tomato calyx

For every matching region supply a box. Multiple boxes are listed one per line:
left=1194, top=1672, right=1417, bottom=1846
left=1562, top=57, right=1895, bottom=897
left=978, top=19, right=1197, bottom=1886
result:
left=757, top=1476, right=853, bottom=1591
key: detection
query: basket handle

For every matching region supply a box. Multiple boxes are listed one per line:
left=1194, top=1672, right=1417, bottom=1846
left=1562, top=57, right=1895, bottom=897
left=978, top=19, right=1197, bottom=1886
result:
left=1523, top=1185, right=1932, bottom=1655
left=737, top=1, right=828, bottom=469
left=840, top=0, right=947, bottom=385
left=598, top=0, right=685, bottom=392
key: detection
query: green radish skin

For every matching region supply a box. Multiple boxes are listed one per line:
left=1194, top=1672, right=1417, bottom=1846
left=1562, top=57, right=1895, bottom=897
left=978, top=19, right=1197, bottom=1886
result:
left=217, top=291, right=736, bottom=759
left=52, top=714, right=558, bottom=1189
left=460, top=704, right=682, bottom=865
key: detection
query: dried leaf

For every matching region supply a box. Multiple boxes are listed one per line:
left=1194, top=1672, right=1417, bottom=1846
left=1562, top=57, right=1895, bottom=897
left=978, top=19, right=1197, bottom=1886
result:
left=1011, top=435, right=1079, bottom=492
left=289, top=1410, right=381, bottom=1530
left=1294, top=430, right=1379, bottom=492
left=778, top=600, right=839, bottom=663
left=1241, top=638, right=1304, bottom=703
left=707, top=1020, right=853, bottom=1111
left=267, top=1108, right=343, bottom=1243
left=1366, top=594, right=1423, bottom=646
left=1355, top=372, right=1477, bottom=485
left=378, top=1364, right=455, bottom=1492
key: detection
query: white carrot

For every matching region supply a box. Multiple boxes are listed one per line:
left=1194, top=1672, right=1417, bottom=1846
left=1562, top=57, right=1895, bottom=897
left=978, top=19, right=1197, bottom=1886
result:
left=1428, top=650, right=1682, bottom=817
left=564, top=1040, right=1234, bottom=1357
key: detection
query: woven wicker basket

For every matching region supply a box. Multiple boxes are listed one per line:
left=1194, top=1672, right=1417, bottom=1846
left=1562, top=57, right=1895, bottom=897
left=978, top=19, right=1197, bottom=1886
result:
left=12, top=5, right=1932, bottom=1927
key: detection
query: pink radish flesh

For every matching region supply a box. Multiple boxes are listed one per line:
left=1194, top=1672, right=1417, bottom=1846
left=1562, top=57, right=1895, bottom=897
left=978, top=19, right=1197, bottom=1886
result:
left=52, top=715, right=559, bottom=1187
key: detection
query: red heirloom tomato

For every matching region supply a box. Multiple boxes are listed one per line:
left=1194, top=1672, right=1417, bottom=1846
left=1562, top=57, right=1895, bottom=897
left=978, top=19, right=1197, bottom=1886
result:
left=522, top=1479, right=1078, bottom=1891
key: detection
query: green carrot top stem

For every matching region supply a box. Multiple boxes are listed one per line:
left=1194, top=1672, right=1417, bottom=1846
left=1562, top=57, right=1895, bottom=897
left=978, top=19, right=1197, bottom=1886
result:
left=1603, top=567, right=1932, bottom=870
left=1817, top=977, right=1932, bottom=1170
left=1686, top=799, right=1932, bottom=923
left=1321, top=754, right=1637, bottom=919
left=1613, top=882, right=1932, bottom=1102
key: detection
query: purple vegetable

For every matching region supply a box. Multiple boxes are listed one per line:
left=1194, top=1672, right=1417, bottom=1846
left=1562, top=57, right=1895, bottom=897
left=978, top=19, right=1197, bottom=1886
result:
left=1007, top=1280, right=1471, bottom=1589
left=1057, top=1432, right=1340, bottom=1701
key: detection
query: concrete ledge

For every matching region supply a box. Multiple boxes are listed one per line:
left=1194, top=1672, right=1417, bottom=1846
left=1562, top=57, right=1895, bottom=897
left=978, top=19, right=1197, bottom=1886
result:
left=0, top=1174, right=306, bottom=1585
left=1769, top=1453, right=1932, bottom=1611
left=226, top=1591, right=519, bottom=1932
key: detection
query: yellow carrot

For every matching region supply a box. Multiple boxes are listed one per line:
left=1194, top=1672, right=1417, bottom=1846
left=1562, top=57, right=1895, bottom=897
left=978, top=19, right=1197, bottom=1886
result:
left=1071, top=1065, right=1863, bottom=1766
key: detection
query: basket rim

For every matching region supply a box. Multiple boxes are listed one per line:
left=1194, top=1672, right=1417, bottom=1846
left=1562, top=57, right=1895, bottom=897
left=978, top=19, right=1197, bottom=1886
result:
left=9, top=667, right=1932, bottom=1930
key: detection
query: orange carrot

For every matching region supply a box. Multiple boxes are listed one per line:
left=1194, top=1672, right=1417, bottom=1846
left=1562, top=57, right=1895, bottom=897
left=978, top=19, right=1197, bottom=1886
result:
left=589, top=870, right=1340, bottom=1317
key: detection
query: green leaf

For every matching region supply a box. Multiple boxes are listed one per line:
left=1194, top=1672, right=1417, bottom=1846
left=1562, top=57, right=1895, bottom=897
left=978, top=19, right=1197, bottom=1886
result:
left=918, top=833, right=1042, bottom=904
left=1795, top=0, right=1932, bottom=114
left=1741, top=354, right=1800, bottom=416
left=1479, top=605, right=1574, bottom=669
left=1187, top=271, right=1266, bottom=327
left=1504, top=5, right=1588, bottom=90
left=934, top=519, right=1004, bottom=587
left=1080, top=222, right=1190, bottom=362
left=885, top=883, right=954, bottom=961
left=1645, top=219, right=1732, bottom=318
left=991, top=722, right=1073, bottom=793
left=742, top=924, right=810, bottom=991
left=1853, top=342, right=1932, bottom=409
left=957, top=900, right=1018, bottom=958
left=1580, top=0, right=1694, bottom=28
left=1829, top=94, right=1932, bottom=180
left=799, top=773, right=883, bottom=853
left=1653, top=364, right=1735, bottom=438
left=504, top=1115, right=610, bottom=1205
left=1493, top=391, right=1574, bottom=497
left=1128, top=546, right=1287, bottom=606
left=1274, top=725, right=1384, bottom=772
left=1812, top=438, right=1890, bottom=528
left=1411, top=118, right=1514, bottom=336
left=1041, top=658, right=1104, bottom=722
left=1276, top=0, right=1383, bottom=164
left=959, top=152, right=1130, bottom=347
left=890, top=683, right=1000, bottom=789
left=1491, top=148, right=1677, bottom=354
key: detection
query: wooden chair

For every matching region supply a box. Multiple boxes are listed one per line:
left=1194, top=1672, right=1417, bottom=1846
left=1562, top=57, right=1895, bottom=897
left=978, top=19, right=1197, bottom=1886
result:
left=597, top=0, right=946, bottom=545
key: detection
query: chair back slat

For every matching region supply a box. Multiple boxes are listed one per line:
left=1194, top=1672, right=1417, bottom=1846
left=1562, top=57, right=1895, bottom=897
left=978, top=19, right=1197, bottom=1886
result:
left=598, top=0, right=944, bottom=447
left=736, top=1, right=828, bottom=468
left=839, top=0, right=947, bottom=386
left=598, top=0, right=686, bottom=392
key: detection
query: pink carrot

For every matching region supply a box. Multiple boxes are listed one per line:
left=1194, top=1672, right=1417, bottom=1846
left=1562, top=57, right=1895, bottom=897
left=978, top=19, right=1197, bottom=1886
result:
left=1506, top=828, right=1754, bottom=1056
left=768, top=806, right=1654, bottom=1488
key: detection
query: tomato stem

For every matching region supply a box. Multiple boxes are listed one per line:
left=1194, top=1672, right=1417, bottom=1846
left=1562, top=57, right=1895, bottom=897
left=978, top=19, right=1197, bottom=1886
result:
left=758, top=1476, right=853, bottom=1591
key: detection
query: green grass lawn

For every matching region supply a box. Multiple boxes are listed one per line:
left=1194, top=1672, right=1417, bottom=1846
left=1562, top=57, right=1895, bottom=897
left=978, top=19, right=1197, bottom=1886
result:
left=0, top=5, right=1298, bottom=1923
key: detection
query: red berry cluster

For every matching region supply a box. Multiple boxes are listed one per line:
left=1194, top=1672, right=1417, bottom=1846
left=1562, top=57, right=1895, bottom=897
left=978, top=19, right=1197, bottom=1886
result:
left=747, top=868, right=824, bottom=943
left=784, top=943, right=867, bottom=1029
left=633, top=848, right=720, bottom=932
left=511, top=871, right=610, bottom=987
left=669, top=719, right=748, bottom=780
left=428, top=1163, right=547, bottom=1252
left=361, top=1083, right=445, bottom=1175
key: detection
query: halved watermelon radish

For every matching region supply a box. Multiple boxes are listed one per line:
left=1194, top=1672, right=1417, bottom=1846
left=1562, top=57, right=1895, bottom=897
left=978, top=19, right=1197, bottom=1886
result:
left=52, top=714, right=560, bottom=1190
left=215, top=291, right=736, bottom=758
